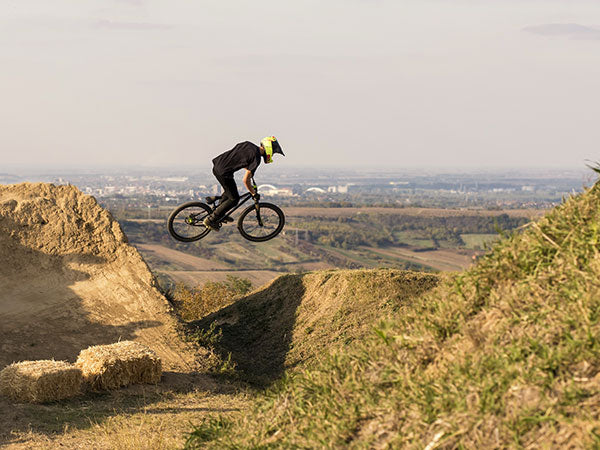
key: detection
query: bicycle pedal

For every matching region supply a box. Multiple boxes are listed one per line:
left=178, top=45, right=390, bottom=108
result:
left=222, top=216, right=234, bottom=223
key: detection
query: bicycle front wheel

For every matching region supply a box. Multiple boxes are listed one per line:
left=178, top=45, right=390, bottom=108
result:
left=237, top=202, right=285, bottom=242
left=167, top=202, right=212, bottom=242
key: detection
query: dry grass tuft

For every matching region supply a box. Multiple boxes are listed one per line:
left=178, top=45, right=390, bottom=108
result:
left=76, top=341, right=162, bottom=391
left=172, top=275, right=252, bottom=322
left=0, top=360, right=82, bottom=403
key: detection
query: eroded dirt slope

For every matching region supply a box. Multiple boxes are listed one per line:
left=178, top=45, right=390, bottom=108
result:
left=0, top=183, right=197, bottom=371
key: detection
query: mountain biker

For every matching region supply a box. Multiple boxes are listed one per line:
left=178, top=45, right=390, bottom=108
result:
left=203, top=137, right=284, bottom=231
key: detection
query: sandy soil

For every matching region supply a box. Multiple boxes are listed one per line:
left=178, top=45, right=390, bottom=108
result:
left=0, top=183, right=199, bottom=371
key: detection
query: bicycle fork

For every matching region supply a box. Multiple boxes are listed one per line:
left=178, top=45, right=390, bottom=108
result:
left=254, top=202, right=264, bottom=227
left=252, top=179, right=264, bottom=227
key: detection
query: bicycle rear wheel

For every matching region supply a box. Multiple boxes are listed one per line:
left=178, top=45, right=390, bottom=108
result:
left=167, top=202, right=212, bottom=242
left=237, top=202, right=285, bottom=242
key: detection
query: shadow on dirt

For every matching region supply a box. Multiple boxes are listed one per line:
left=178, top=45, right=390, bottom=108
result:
left=0, top=235, right=166, bottom=368
left=0, top=217, right=226, bottom=443
left=190, top=274, right=306, bottom=386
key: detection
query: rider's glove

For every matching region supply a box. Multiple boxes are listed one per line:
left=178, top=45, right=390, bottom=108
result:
left=252, top=193, right=261, bottom=201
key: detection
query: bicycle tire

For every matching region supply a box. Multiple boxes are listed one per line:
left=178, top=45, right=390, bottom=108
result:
left=237, top=202, right=285, bottom=242
left=167, top=202, right=212, bottom=242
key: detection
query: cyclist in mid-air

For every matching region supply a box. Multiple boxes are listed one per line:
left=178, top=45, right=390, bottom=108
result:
left=203, top=136, right=284, bottom=231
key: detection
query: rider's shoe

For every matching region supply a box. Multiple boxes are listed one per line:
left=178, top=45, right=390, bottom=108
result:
left=203, top=217, right=221, bottom=232
left=222, top=215, right=234, bottom=223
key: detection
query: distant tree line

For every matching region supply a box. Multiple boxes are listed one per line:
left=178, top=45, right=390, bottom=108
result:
left=291, top=213, right=528, bottom=250
left=118, top=212, right=529, bottom=257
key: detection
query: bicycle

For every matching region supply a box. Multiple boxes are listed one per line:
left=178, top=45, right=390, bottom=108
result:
left=167, top=178, right=285, bottom=243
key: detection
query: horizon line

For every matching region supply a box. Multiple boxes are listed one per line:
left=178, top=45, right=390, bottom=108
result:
left=0, top=163, right=591, bottom=173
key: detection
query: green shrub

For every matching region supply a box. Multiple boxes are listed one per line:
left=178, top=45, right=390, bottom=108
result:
left=173, top=276, right=252, bottom=321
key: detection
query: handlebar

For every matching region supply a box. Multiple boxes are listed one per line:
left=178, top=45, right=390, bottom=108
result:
left=251, top=177, right=260, bottom=202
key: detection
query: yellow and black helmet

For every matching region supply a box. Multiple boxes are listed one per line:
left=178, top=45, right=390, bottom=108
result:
left=260, top=136, right=284, bottom=164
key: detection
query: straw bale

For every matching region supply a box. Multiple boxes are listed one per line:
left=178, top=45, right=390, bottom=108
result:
left=76, top=341, right=162, bottom=391
left=0, top=360, right=82, bottom=403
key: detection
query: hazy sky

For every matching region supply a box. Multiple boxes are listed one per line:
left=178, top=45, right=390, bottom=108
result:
left=1, top=0, right=599, bottom=169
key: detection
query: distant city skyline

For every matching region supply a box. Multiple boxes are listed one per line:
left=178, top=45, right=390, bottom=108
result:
left=1, top=1, right=599, bottom=169
left=3, top=164, right=590, bottom=213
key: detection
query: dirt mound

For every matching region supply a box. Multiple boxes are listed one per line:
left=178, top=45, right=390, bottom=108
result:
left=0, top=183, right=196, bottom=371
left=192, top=269, right=440, bottom=384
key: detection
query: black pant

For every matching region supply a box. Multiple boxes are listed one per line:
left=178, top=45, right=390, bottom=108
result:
left=211, top=168, right=239, bottom=221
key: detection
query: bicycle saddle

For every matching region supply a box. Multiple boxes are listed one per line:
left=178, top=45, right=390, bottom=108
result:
left=205, top=196, right=222, bottom=204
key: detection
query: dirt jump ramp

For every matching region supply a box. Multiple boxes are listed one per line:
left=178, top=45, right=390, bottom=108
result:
left=0, top=183, right=197, bottom=372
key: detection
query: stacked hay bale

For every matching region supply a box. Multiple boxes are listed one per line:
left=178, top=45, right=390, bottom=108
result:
left=0, top=342, right=162, bottom=402
left=76, top=341, right=162, bottom=391
left=0, top=360, right=82, bottom=403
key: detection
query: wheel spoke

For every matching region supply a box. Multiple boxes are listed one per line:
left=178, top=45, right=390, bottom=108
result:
left=169, top=204, right=211, bottom=241
left=240, top=205, right=283, bottom=241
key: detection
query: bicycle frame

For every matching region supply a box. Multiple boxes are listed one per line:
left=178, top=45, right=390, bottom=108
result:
left=167, top=177, right=284, bottom=242
left=210, top=177, right=263, bottom=225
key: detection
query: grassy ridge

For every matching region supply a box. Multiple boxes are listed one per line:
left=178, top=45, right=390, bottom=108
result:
left=189, top=269, right=440, bottom=386
left=186, top=181, right=600, bottom=448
